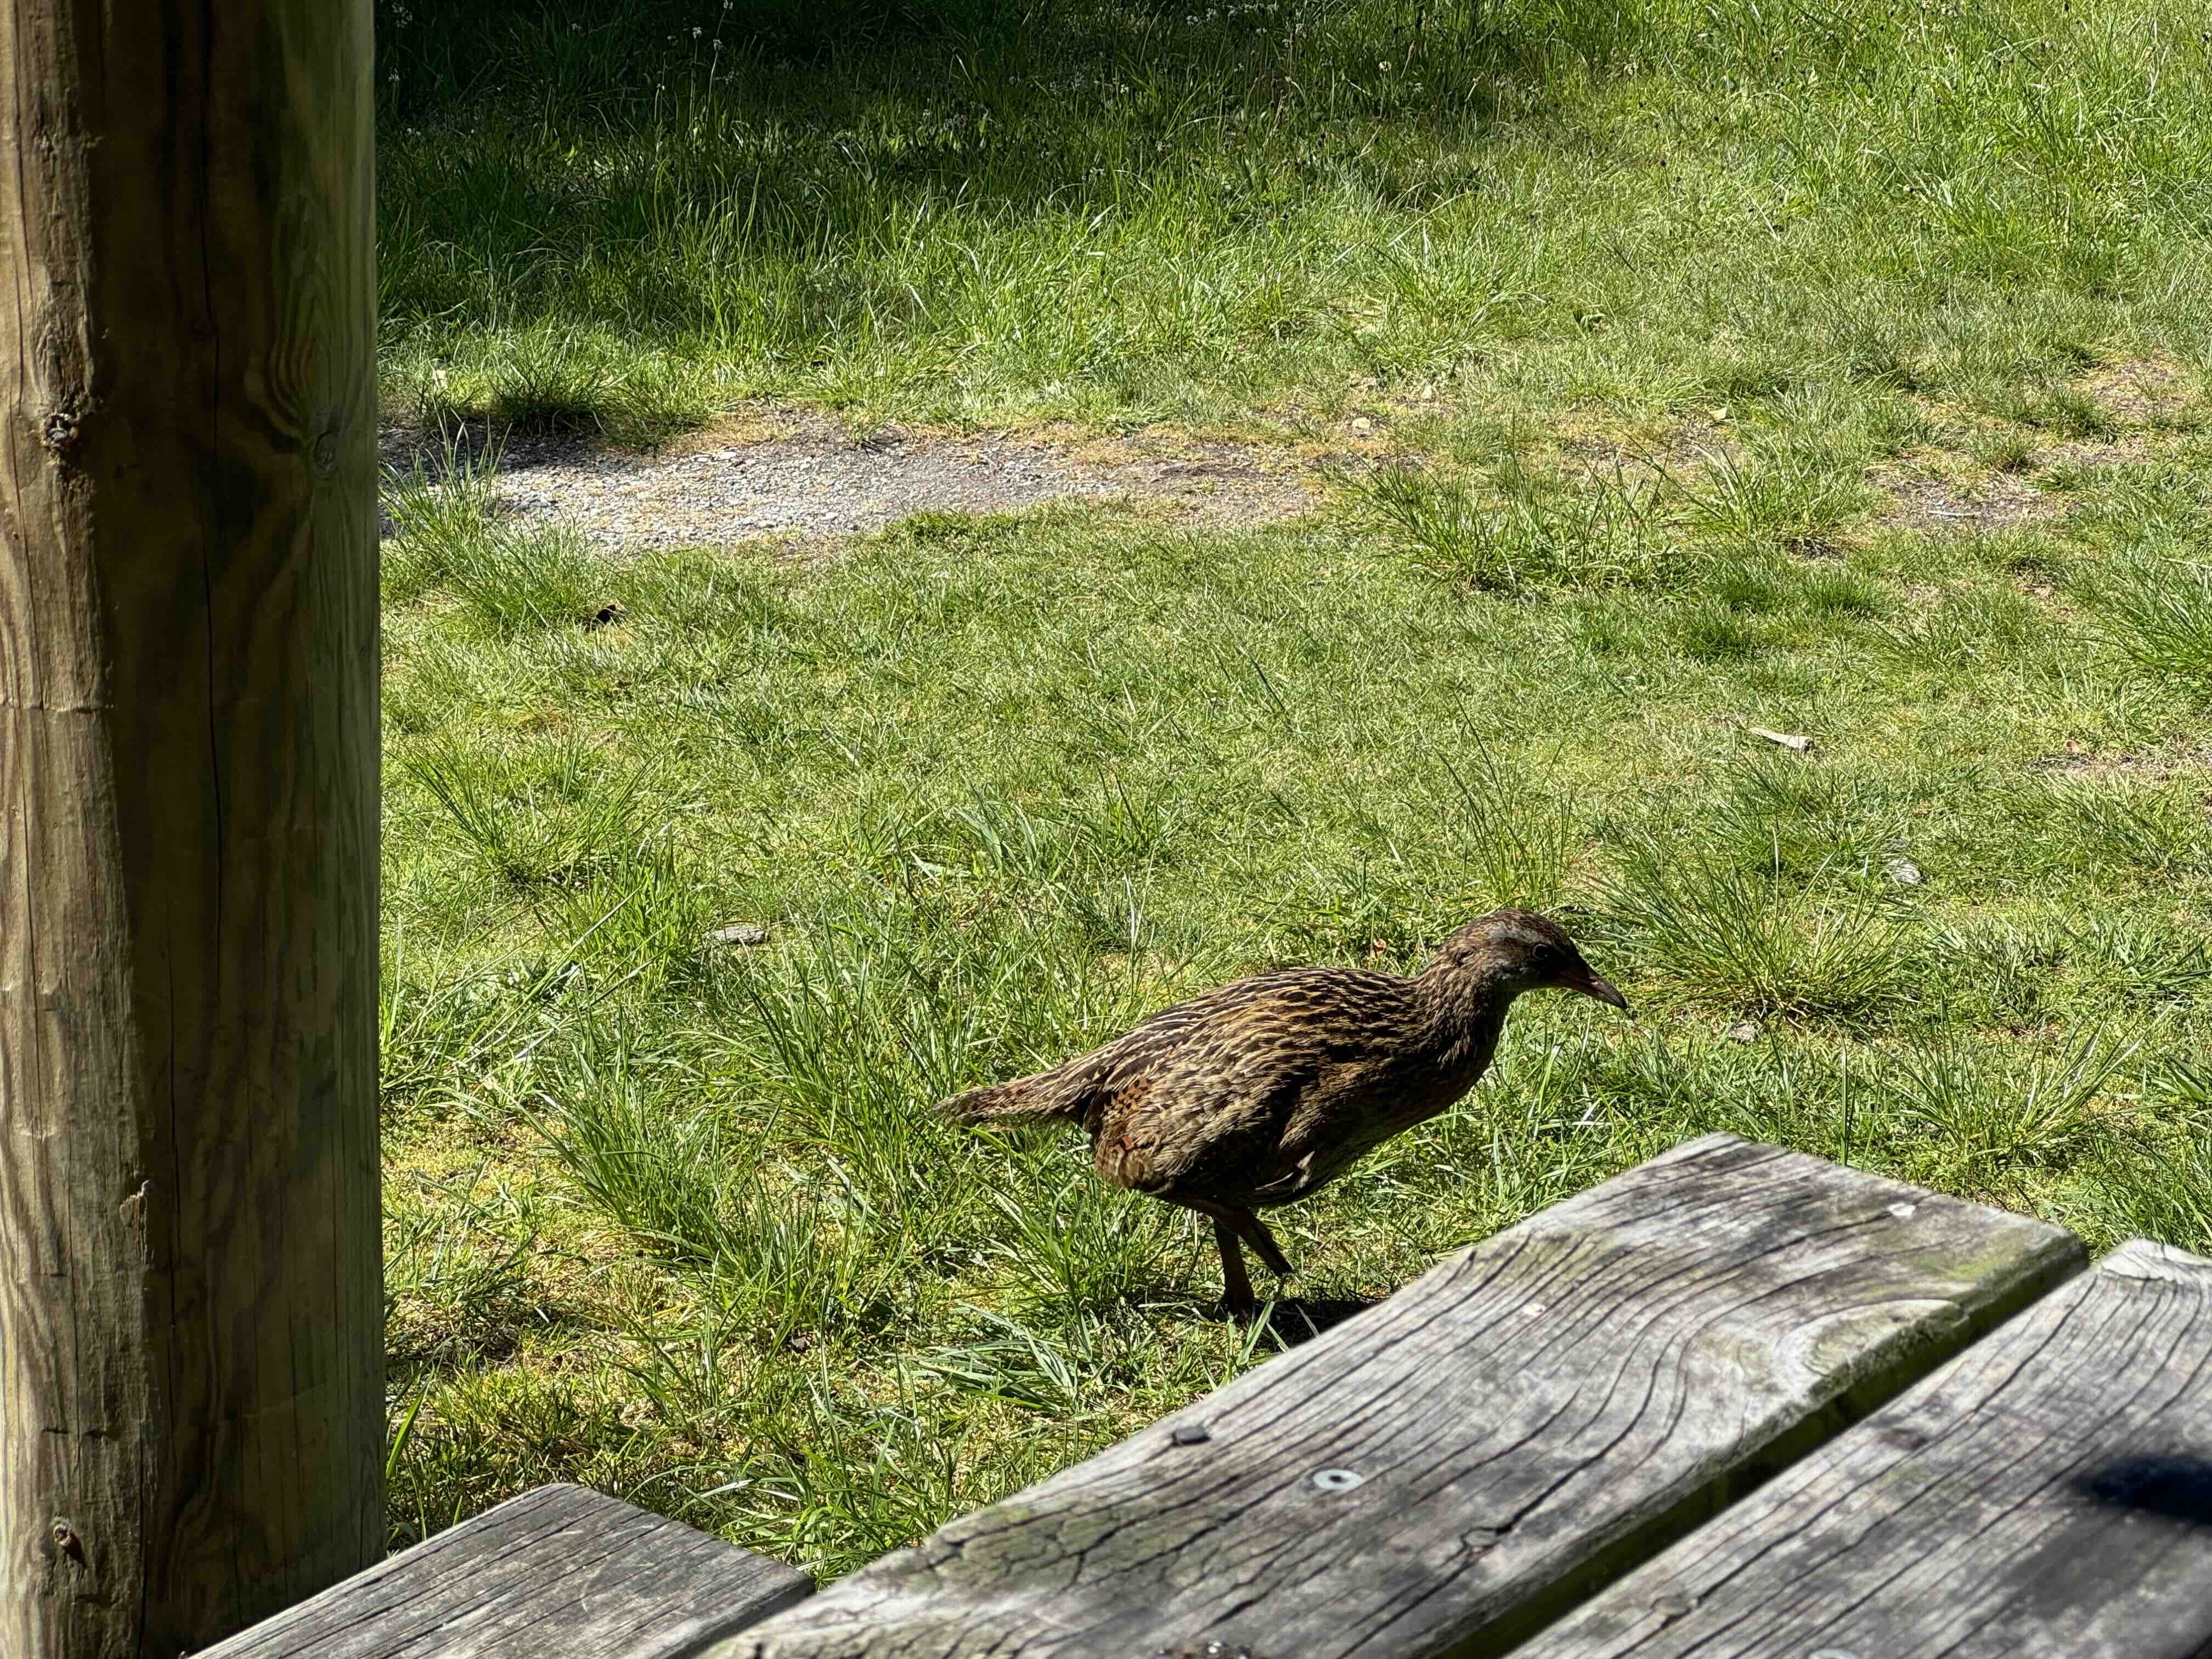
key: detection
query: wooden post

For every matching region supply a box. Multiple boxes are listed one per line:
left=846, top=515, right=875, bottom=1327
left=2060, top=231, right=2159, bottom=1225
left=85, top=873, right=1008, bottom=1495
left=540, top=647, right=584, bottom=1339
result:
left=0, top=2, right=381, bottom=1655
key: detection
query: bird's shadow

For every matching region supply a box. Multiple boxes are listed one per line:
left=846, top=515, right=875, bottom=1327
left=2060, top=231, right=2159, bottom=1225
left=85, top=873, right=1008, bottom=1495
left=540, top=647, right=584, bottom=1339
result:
left=1190, top=1294, right=1385, bottom=1350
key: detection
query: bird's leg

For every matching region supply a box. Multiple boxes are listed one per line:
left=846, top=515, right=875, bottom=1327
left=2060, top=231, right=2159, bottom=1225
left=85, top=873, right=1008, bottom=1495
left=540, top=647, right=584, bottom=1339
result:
left=1232, top=1210, right=1296, bottom=1283
left=1213, top=1219, right=1256, bottom=1315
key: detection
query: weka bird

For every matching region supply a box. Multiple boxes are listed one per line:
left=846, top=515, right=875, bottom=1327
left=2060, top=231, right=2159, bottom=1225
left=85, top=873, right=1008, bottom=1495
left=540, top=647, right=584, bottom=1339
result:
left=940, top=909, right=1629, bottom=1312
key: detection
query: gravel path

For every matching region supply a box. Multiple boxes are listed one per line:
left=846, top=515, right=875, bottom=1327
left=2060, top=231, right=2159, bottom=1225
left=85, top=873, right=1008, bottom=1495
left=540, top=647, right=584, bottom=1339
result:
left=388, top=413, right=1328, bottom=553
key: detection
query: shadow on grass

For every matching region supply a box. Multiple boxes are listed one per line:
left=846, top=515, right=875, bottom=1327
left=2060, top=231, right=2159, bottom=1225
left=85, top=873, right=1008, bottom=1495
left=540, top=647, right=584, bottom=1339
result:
left=374, top=0, right=1565, bottom=249
left=374, top=0, right=1577, bottom=432
left=1183, top=1293, right=1385, bottom=1348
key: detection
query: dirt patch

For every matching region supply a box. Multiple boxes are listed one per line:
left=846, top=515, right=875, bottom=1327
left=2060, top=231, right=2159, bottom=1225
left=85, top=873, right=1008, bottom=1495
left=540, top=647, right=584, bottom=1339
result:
left=385, top=409, right=1322, bottom=552
left=2032, top=436, right=2148, bottom=472
left=1872, top=460, right=2060, bottom=535
left=2030, top=738, right=2212, bottom=780
left=1559, top=415, right=1742, bottom=482
left=2073, top=358, right=2201, bottom=427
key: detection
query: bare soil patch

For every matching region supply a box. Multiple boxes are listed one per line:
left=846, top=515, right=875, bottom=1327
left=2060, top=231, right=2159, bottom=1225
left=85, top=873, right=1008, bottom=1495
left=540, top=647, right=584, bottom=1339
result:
left=2032, top=437, right=2148, bottom=472
left=2030, top=738, right=2212, bottom=780
left=2073, top=358, right=2202, bottom=427
left=1872, top=459, right=2061, bottom=535
left=383, top=410, right=1322, bottom=552
left=1558, top=415, right=1742, bottom=481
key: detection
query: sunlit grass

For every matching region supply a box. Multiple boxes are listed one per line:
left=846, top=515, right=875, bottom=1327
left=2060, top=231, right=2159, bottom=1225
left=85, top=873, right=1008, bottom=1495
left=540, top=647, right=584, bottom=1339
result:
left=378, top=446, right=2212, bottom=1575
left=373, top=0, right=2212, bottom=1588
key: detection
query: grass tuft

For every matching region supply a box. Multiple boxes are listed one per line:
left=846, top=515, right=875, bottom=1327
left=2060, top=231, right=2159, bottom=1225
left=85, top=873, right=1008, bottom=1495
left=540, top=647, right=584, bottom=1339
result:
left=382, top=434, right=507, bottom=605
left=1604, top=839, right=1913, bottom=1020
left=1442, top=747, right=1579, bottom=913
left=2098, top=553, right=2212, bottom=706
left=1348, top=459, right=1675, bottom=593
left=1888, top=1031, right=2132, bottom=1176
left=1675, top=442, right=1874, bottom=552
left=405, top=736, right=663, bottom=894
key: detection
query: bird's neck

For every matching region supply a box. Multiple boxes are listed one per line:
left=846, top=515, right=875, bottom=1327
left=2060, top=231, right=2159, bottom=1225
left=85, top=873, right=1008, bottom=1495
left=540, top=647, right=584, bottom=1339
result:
left=1414, top=966, right=1520, bottom=1073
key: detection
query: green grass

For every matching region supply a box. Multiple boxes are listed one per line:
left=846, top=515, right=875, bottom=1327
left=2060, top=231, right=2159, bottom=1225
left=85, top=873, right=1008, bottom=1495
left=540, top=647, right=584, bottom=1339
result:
left=375, top=0, right=2212, bottom=1588
left=376, top=0, right=2212, bottom=436
left=2101, top=554, right=2212, bottom=704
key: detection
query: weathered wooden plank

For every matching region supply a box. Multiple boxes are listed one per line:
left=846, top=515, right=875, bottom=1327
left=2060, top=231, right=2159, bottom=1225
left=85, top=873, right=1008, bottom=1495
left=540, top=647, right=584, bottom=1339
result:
left=1515, top=1237, right=2212, bottom=1659
left=200, top=1484, right=812, bottom=1658
left=727, top=1133, right=2084, bottom=1659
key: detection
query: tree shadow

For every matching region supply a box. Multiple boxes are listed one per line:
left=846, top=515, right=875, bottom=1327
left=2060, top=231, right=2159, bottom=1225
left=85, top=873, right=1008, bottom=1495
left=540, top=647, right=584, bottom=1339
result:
left=373, top=0, right=1583, bottom=337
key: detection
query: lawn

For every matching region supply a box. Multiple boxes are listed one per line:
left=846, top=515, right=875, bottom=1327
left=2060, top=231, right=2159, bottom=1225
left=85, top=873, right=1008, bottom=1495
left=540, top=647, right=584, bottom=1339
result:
left=375, top=0, right=2212, bottom=1578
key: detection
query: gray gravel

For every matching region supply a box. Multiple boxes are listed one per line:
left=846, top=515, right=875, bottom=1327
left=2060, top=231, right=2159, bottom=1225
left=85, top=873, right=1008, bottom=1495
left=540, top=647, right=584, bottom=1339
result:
left=396, top=415, right=1322, bottom=554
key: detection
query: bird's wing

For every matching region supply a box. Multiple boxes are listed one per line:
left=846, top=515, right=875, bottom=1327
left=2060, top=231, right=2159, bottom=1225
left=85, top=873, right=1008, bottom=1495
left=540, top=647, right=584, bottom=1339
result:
left=1086, top=968, right=1413, bottom=1197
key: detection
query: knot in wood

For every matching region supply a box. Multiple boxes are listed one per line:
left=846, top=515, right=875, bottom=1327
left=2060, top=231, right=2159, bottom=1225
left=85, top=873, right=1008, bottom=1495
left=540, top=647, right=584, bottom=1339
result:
left=41, top=408, right=80, bottom=455
left=312, top=431, right=341, bottom=475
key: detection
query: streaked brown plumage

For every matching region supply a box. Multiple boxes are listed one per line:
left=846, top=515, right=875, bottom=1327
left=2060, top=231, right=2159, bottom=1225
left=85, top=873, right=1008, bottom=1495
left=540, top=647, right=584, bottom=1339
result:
left=940, top=908, right=1630, bottom=1312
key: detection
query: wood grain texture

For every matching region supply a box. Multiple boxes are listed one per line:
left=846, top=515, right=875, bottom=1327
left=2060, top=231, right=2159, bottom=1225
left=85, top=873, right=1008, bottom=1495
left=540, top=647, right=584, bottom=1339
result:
left=0, top=0, right=380, bottom=1652
left=731, top=1135, right=2085, bottom=1659
left=1517, top=1237, right=2212, bottom=1659
left=200, top=1484, right=815, bottom=1659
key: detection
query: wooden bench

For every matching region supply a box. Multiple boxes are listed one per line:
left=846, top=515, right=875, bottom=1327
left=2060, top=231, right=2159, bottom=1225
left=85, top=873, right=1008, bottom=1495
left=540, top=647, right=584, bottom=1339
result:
left=1514, top=1235, right=2212, bottom=1659
left=196, top=1483, right=810, bottom=1657
left=726, top=1133, right=2083, bottom=1657
left=210, top=1132, right=2212, bottom=1657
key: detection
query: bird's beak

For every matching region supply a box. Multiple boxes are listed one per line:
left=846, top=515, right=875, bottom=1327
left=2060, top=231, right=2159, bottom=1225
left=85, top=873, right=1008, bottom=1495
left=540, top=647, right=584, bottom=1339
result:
left=1559, top=964, right=1632, bottom=1013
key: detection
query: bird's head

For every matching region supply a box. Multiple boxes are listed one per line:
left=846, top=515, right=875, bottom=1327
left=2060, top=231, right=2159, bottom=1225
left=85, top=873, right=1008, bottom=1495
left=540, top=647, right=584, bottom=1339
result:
left=1421, top=909, right=1630, bottom=1012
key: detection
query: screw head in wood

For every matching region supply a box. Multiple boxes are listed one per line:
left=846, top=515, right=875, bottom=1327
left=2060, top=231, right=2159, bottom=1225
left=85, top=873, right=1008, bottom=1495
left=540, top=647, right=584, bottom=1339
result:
left=1311, top=1467, right=1364, bottom=1492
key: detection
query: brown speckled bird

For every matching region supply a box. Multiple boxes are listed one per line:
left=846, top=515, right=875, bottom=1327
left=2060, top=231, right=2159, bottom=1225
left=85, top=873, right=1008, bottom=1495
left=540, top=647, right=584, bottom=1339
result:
left=940, top=909, right=1630, bottom=1313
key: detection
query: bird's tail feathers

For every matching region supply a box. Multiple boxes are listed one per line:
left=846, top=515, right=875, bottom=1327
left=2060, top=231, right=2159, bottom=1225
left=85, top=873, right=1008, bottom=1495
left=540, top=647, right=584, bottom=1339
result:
left=935, top=1076, right=1080, bottom=1127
